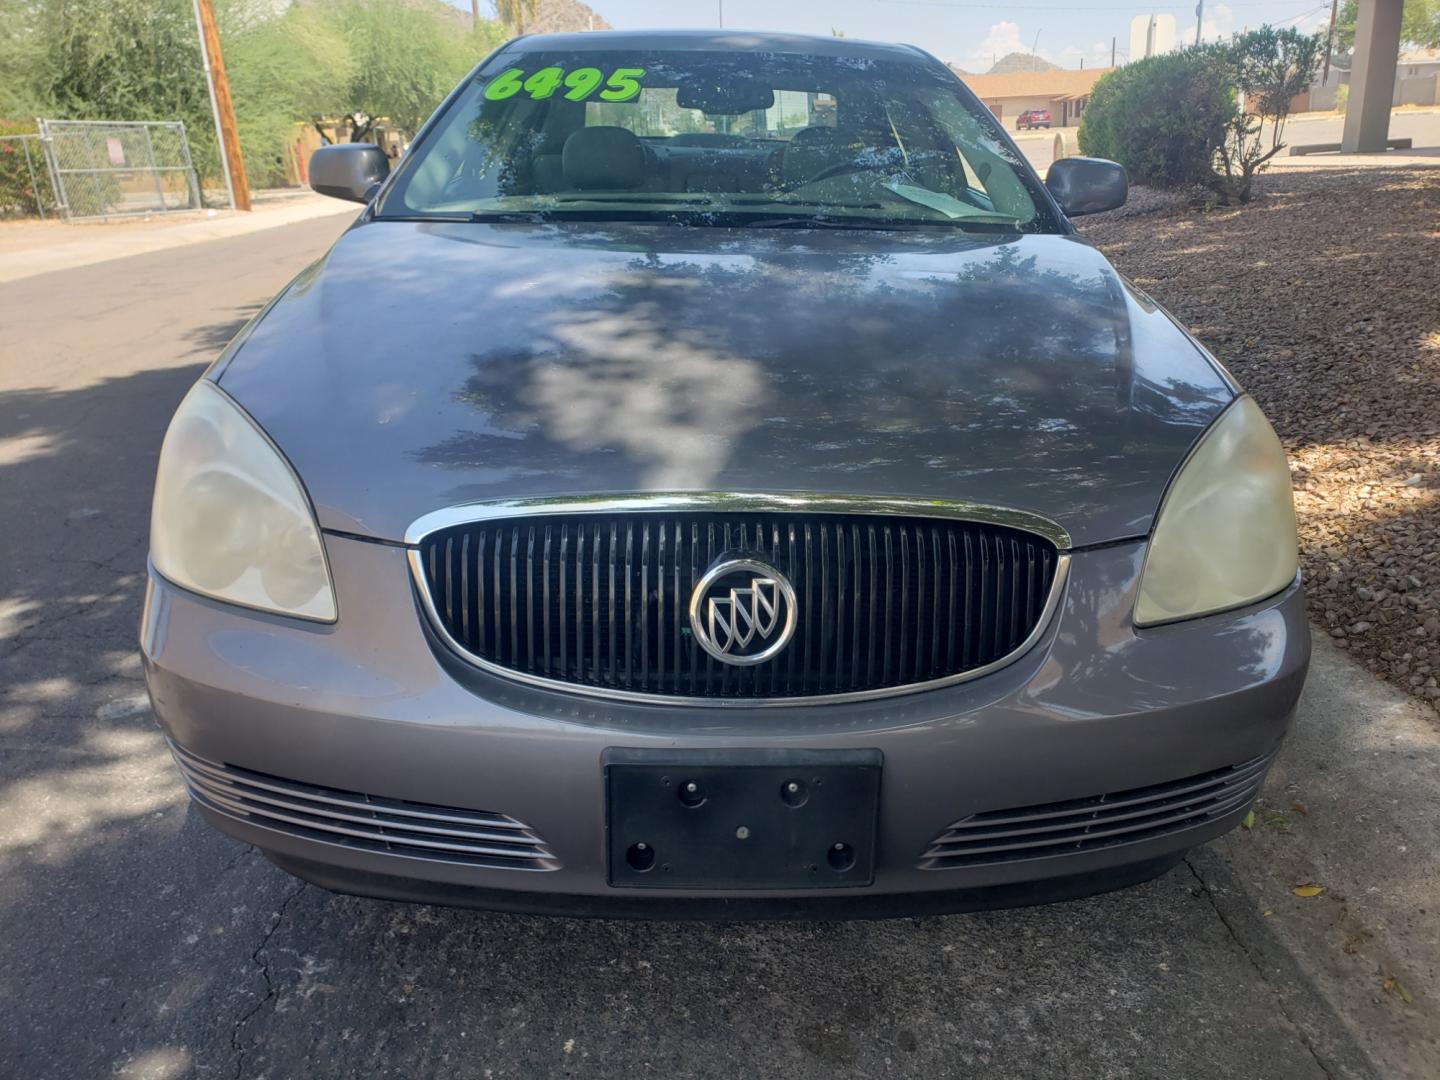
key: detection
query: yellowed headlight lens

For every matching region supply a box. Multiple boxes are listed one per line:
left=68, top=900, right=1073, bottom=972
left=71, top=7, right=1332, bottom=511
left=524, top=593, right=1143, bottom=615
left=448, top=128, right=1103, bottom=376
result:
left=150, top=382, right=336, bottom=621
left=1135, top=396, right=1298, bottom=626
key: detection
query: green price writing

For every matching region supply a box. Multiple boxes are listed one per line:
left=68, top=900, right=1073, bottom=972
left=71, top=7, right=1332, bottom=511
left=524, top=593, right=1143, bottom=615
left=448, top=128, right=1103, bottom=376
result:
left=483, top=67, right=647, bottom=103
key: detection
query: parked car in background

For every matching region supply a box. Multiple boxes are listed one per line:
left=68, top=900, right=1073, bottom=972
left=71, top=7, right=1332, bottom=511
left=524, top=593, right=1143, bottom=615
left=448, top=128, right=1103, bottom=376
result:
left=144, top=29, right=1307, bottom=919
left=1017, top=107, right=1052, bottom=130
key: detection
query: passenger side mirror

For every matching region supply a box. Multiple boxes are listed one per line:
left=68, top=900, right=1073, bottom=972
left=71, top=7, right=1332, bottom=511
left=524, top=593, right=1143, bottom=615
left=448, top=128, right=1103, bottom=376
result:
left=1045, top=157, right=1128, bottom=217
left=309, top=143, right=391, bottom=203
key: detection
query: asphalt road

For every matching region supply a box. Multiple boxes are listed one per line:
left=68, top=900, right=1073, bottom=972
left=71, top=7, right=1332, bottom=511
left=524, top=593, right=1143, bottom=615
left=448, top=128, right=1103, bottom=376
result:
left=0, top=217, right=1419, bottom=1080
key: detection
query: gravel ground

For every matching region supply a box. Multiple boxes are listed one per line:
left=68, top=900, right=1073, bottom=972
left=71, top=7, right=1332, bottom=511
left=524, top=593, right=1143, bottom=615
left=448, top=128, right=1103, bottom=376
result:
left=1080, top=167, right=1440, bottom=707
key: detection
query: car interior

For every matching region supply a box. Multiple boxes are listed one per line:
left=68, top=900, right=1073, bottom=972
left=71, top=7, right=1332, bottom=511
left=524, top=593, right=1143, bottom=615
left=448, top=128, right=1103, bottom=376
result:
left=400, top=84, right=1031, bottom=213
left=387, top=56, right=1045, bottom=226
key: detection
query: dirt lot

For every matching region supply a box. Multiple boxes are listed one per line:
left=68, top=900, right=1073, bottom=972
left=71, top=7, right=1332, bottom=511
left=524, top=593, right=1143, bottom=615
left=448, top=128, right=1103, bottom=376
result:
left=1080, top=168, right=1440, bottom=708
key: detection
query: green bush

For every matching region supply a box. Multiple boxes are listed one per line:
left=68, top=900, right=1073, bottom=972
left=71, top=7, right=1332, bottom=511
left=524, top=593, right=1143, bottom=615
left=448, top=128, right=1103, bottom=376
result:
left=1078, top=51, right=1235, bottom=188
left=0, top=118, right=51, bottom=217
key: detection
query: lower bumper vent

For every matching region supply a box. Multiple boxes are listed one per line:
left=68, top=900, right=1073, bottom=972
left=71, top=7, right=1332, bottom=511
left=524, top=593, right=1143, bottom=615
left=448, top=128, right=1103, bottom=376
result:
left=171, top=742, right=559, bottom=871
left=920, top=750, right=1277, bottom=870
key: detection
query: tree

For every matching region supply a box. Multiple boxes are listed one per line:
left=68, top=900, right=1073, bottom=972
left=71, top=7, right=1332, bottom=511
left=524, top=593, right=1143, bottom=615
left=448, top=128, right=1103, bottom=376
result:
left=1080, top=27, right=1321, bottom=205
left=1204, top=27, right=1322, bottom=204
left=0, top=0, right=505, bottom=196
left=220, top=0, right=354, bottom=184
left=329, top=0, right=501, bottom=139
left=1334, top=0, right=1440, bottom=52
left=493, top=0, right=540, bottom=34
left=1078, top=51, right=1236, bottom=188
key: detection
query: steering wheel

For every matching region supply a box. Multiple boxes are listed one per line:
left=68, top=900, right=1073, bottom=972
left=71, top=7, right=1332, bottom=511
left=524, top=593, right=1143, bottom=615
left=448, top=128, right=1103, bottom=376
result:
left=795, top=157, right=902, bottom=188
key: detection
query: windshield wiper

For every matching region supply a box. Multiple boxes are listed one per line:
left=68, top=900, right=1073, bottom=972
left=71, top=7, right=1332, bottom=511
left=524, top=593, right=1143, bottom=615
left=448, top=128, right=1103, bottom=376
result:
left=469, top=209, right=559, bottom=223
left=747, top=215, right=1011, bottom=232
left=748, top=216, right=906, bottom=230
left=460, top=207, right=1023, bottom=232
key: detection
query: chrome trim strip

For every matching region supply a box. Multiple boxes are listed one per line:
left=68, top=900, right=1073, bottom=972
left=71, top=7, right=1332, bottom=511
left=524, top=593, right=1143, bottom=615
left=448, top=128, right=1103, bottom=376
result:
left=405, top=492, right=1072, bottom=550
left=404, top=494, right=1071, bottom=709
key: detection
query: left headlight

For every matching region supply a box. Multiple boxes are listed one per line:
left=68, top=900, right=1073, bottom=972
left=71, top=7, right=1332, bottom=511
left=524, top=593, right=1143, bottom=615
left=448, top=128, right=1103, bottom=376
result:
left=1134, top=395, right=1298, bottom=627
left=150, top=381, right=336, bottom=621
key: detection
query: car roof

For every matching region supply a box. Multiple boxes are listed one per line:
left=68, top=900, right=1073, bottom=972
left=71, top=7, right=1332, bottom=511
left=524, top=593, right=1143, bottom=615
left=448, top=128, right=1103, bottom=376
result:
left=500, top=28, right=936, bottom=65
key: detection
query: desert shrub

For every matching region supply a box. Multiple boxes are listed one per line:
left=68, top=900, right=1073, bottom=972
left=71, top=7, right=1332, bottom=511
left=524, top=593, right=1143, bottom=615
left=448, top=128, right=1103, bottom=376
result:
left=1203, top=27, right=1322, bottom=204
left=1078, top=51, right=1235, bottom=188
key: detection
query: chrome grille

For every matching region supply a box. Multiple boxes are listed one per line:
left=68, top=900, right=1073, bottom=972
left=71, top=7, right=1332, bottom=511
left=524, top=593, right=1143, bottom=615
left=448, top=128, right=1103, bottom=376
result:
left=413, top=508, right=1063, bottom=703
left=171, top=743, right=559, bottom=871
left=920, top=751, right=1277, bottom=870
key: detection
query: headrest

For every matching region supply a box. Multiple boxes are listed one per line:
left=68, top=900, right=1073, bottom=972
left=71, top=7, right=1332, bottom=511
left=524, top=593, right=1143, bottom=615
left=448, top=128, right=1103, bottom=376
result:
left=781, top=128, right=868, bottom=187
left=562, top=126, right=646, bottom=190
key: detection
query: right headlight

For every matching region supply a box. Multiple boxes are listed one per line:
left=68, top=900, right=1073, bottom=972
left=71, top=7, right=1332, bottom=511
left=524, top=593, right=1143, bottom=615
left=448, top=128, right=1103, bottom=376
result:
left=1134, top=395, right=1298, bottom=627
left=150, top=381, right=336, bottom=622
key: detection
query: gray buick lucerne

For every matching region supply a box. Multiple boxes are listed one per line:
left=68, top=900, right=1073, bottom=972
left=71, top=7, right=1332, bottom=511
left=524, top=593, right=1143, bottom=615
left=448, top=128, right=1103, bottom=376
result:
left=142, top=30, right=1308, bottom=917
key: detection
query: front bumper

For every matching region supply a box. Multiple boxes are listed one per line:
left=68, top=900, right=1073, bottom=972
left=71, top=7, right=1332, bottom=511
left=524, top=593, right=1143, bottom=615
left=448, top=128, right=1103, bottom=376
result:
left=142, top=534, right=1309, bottom=917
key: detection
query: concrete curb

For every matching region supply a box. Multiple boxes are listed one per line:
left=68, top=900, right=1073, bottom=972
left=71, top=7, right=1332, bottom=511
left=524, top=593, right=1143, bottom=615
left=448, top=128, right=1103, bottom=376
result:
left=0, top=193, right=357, bottom=285
left=1209, top=632, right=1440, bottom=1079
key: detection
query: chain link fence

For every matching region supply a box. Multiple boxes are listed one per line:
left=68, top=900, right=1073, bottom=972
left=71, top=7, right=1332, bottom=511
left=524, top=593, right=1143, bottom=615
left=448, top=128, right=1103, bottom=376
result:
left=37, top=119, right=202, bottom=221
left=0, top=134, right=54, bottom=218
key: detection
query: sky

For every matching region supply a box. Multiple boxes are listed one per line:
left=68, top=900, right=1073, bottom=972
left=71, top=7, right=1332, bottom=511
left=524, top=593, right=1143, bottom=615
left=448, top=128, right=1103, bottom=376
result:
left=462, top=0, right=1337, bottom=72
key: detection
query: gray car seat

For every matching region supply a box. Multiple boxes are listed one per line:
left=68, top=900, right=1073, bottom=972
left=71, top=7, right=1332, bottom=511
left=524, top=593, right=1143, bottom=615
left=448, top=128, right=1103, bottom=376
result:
left=561, top=126, right=648, bottom=191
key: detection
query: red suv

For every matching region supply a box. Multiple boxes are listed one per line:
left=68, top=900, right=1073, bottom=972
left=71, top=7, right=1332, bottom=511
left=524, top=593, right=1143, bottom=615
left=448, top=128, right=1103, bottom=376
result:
left=1017, top=108, right=1052, bottom=130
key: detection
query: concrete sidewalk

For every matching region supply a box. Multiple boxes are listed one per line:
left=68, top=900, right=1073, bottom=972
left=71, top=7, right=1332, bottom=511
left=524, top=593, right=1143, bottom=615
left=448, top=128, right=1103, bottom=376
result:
left=1200, top=636, right=1440, bottom=1078
left=1271, top=147, right=1440, bottom=170
left=0, top=188, right=355, bottom=284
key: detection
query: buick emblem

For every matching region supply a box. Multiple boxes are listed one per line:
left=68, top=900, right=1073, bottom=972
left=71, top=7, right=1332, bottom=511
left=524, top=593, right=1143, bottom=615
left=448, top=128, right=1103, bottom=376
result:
left=689, top=557, right=797, bottom=666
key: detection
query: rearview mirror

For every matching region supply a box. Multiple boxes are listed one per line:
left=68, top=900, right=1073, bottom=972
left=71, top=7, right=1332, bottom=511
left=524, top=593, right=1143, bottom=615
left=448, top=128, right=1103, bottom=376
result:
left=309, top=143, right=390, bottom=203
left=1045, top=156, right=1128, bottom=217
left=675, top=80, right=775, bottom=115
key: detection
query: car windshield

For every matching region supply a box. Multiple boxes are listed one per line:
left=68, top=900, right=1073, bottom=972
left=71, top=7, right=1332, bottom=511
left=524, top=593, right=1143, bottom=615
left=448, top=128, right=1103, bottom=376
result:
left=378, top=46, right=1060, bottom=233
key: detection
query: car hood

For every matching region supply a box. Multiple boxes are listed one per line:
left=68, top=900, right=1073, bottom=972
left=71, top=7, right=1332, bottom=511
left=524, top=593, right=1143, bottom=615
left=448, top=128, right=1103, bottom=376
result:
left=217, top=219, right=1233, bottom=547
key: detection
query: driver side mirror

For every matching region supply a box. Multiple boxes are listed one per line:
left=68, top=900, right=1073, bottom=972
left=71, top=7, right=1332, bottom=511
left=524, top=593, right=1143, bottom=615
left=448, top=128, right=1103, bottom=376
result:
left=1045, top=156, right=1128, bottom=217
left=309, top=143, right=390, bottom=203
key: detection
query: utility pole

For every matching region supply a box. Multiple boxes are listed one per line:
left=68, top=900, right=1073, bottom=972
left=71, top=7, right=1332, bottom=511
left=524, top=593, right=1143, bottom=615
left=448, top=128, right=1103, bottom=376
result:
left=718, top=1, right=723, bottom=28
left=1195, top=0, right=1204, bottom=46
left=1322, top=0, right=1339, bottom=83
left=1111, top=36, right=1116, bottom=67
left=1031, top=29, right=1042, bottom=70
left=192, top=0, right=249, bottom=211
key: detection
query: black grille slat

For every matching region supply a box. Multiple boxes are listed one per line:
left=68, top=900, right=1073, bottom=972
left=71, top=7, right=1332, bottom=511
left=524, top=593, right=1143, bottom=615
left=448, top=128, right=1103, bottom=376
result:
left=525, top=527, right=536, bottom=672
left=558, top=525, right=569, bottom=678
left=542, top=525, right=552, bottom=675
left=511, top=527, right=521, bottom=662
left=573, top=525, right=585, bottom=681
left=419, top=512, right=1060, bottom=701
left=898, top=526, right=910, bottom=685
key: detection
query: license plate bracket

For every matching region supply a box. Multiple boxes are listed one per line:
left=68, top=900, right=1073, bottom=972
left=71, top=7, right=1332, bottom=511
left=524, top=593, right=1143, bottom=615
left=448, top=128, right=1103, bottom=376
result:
left=604, top=748, right=882, bottom=889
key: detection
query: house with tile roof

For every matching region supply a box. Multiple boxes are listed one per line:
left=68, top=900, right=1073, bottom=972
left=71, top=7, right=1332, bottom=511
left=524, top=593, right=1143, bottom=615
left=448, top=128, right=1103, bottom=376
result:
left=951, top=67, right=1114, bottom=131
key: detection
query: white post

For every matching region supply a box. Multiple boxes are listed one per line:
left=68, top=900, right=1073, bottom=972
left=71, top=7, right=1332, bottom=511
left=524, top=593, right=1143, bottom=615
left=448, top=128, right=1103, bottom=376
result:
left=191, top=0, right=236, bottom=210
